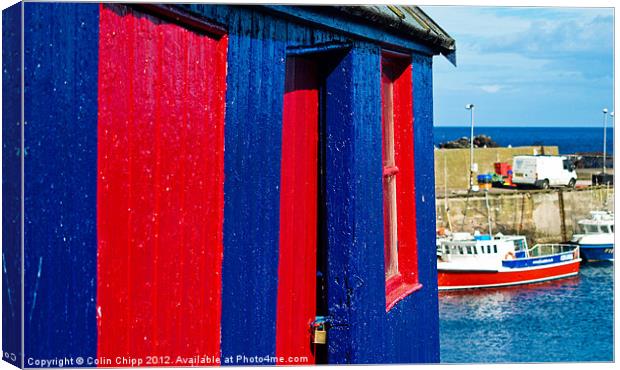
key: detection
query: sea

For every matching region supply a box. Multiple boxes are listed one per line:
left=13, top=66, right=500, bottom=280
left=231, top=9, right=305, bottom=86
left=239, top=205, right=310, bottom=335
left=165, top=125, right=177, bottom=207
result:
left=436, top=127, right=614, bottom=363
left=439, top=262, right=614, bottom=363
left=433, top=126, right=614, bottom=155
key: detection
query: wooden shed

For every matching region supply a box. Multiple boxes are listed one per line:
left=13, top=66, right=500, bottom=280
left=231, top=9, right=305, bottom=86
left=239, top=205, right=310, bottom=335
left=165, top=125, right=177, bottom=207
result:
left=2, top=3, right=456, bottom=367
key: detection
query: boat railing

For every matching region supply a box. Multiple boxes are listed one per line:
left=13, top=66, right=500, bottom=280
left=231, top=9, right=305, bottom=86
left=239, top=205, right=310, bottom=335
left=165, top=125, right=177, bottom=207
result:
left=527, top=243, right=578, bottom=258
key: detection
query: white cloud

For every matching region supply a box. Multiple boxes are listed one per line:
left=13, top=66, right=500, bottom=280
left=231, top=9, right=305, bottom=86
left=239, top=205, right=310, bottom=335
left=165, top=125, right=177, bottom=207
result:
left=424, top=6, right=614, bottom=126
left=480, top=85, right=503, bottom=93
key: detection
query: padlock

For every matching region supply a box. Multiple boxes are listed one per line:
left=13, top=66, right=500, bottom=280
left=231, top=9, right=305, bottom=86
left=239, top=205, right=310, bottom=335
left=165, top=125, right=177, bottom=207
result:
left=312, top=324, right=327, bottom=345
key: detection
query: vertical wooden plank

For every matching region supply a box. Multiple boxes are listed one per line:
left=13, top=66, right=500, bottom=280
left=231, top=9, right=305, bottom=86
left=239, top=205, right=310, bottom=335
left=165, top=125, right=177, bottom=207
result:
left=410, top=53, right=439, bottom=362
left=346, top=46, right=387, bottom=364
left=323, top=46, right=387, bottom=364
left=97, top=4, right=131, bottom=357
left=276, top=57, right=319, bottom=365
left=97, top=4, right=226, bottom=362
left=220, top=8, right=287, bottom=362
left=323, top=51, right=355, bottom=365
left=24, top=2, right=99, bottom=362
left=2, top=3, right=23, bottom=367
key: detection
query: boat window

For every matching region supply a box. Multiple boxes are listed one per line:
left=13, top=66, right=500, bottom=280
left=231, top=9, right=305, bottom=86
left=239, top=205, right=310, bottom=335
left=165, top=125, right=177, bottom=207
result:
left=601, top=225, right=610, bottom=233
left=493, top=245, right=497, bottom=253
left=611, top=225, right=614, bottom=233
left=585, top=225, right=598, bottom=233
left=487, top=245, right=491, bottom=253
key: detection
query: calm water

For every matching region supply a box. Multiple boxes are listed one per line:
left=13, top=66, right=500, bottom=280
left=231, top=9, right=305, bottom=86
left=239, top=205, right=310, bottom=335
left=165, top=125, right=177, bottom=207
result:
left=434, top=126, right=614, bottom=155
left=439, top=262, right=614, bottom=363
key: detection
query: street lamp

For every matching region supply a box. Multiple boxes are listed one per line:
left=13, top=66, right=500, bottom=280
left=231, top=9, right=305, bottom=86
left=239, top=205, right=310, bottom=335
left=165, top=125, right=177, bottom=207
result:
left=602, top=108, right=608, bottom=174
left=466, top=104, right=476, bottom=191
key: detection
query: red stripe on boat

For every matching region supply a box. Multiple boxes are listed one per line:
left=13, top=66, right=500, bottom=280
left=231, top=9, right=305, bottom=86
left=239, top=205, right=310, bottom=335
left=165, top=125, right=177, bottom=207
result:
left=438, top=261, right=580, bottom=290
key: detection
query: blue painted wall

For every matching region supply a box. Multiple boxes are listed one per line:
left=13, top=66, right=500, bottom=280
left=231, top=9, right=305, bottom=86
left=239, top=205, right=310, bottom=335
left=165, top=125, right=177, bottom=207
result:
left=322, top=46, right=389, bottom=364
left=11, top=3, right=441, bottom=364
left=173, top=5, right=442, bottom=364
left=2, top=3, right=23, bottom=368
left=219, top=8, right=287, bottom=361
left=180, top=5, right=441, bottom=364
left=23, top=2, right=99, bottom=363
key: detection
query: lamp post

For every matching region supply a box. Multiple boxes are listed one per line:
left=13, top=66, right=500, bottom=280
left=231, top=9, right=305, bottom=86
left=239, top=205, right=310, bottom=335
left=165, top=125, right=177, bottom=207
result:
left=602, top=108, right=608, bottom=174
left=466, top=104, right=475, bottom=191
left=608, top=112, right=614, bottom=175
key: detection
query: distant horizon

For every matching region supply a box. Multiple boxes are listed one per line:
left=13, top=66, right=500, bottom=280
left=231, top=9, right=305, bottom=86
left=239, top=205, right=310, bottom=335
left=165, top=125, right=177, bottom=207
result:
left=432, top=125, right=613, bottom=154
left=434, top=124, right=615, bottom=128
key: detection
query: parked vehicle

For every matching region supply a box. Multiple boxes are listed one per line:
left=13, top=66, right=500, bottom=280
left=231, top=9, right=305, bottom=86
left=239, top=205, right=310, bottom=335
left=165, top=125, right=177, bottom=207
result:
left=512, top=155, right=577, bottom=189
left=571, top=211, right=614, bottom=262
left=436, top=232, right=581, bottom=290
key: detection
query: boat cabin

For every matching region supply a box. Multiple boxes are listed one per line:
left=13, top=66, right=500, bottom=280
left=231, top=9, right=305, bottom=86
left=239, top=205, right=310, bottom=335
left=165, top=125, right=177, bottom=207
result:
left=437, top=233, right=529, bottom=269
left=578, top=212, right=614, bottom=234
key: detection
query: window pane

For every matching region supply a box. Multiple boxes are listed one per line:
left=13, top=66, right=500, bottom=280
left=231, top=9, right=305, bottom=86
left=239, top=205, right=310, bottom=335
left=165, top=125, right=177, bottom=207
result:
left=382, top=65, right=398, bottom=279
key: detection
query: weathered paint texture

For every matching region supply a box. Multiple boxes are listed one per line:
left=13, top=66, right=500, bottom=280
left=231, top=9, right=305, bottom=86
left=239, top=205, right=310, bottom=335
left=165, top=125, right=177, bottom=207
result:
left=97, top=4, right=227, bottom=361
left=23, top=2, right=99, bottom=362
left=2, top=3, right=23, bottom=368
left=321, top=47, right=388, bottom=364
left=6, top=3, right=443, bottom=365
left=276, top=56, right=319, bottom=364
left=219, top=9, right=287, bottom=362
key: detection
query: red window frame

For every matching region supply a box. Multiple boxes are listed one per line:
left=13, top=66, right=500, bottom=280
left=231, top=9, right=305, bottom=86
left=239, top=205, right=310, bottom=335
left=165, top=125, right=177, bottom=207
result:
left=381, top=53, right=422, bottom=311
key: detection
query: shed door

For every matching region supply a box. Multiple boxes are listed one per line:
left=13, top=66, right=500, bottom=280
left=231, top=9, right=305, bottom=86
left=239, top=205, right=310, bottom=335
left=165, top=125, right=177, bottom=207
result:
left=97, top=4, right=227, bottom=360
left=276, top=56, right=320, bottom=364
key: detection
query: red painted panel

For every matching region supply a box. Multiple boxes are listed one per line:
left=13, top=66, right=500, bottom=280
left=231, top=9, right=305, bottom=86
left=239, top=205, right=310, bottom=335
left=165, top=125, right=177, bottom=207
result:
left=382, top=58, right=420, bottom=311
left=438, top=261, right=580, bottom=289
left=393, top=63, right=418, bottom=282
left=97, top=4, right=227, bottom=364
left=276, top=57, right=319, bottom=365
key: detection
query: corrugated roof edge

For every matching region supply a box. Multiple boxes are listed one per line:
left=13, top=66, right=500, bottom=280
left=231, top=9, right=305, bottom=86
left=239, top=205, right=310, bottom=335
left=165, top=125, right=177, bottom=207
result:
left=333, top=5, right=456, bottom=66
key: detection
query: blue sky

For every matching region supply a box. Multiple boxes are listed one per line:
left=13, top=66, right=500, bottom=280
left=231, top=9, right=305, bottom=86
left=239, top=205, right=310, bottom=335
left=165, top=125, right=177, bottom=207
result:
left=422, top=6, right=614, bottom=127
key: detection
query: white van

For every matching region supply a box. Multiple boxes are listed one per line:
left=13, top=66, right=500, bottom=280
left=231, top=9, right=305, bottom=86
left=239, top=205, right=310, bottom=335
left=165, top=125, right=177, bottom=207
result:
left=512, top=155, right=577, bottom=189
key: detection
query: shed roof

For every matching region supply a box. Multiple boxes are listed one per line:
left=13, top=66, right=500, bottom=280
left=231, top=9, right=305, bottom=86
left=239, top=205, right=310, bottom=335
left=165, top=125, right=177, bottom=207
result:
left=334, top=5, right=456, bottom=65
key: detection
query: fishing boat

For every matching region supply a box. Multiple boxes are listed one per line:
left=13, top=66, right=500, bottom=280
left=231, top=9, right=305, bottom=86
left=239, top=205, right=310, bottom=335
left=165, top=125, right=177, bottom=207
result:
left=437, top=232, right=581, bottom=290
left=571, top=211, right=614, bottom=262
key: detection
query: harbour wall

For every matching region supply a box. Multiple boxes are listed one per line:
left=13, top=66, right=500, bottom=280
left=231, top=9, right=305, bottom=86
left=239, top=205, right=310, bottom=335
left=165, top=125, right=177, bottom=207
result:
left=436, top=186, right=614, bottom=244
left=434, top=146, right=559, bottom=190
